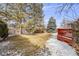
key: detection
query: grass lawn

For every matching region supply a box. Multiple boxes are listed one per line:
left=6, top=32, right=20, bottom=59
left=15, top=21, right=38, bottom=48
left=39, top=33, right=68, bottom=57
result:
left=7, top=33, right=51, bottom=55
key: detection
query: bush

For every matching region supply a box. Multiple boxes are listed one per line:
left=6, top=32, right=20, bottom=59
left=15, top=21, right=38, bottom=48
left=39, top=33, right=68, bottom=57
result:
left=0, top=20, right=8, bottom=40
left=26, top=19, right=35, bottom=34
left=26, top=19, right=45, bottom=34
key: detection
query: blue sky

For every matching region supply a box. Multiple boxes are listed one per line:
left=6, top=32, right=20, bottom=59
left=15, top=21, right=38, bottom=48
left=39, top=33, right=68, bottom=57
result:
left=43, top=3, right=79, bottom=28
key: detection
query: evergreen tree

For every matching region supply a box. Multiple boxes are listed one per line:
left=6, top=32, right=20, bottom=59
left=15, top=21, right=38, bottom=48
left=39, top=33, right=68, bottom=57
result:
left=47, top=17, right=56, bottom=33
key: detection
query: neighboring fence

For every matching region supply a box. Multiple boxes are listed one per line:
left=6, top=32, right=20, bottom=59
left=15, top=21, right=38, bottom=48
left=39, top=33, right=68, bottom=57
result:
left=57, top=28, right=74, bottom=45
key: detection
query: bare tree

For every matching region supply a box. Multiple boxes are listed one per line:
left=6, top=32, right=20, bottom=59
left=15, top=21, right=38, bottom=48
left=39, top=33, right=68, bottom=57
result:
left=0, top=3, right=29, bottom=34
left=56, top=3, right=79, bottom=19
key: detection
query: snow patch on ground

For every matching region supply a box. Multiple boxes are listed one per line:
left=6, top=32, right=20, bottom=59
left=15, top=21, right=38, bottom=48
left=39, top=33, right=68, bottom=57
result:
left=45, top=33, right=77, bottom=56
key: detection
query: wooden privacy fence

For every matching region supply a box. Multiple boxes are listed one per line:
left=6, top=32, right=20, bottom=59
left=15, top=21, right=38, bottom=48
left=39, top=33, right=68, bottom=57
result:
left=57, top=28, right=74, bottom=46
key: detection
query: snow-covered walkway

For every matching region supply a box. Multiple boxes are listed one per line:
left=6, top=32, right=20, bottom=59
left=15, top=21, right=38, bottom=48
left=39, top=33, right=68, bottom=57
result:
left=45, top=33, right=77, bottom=56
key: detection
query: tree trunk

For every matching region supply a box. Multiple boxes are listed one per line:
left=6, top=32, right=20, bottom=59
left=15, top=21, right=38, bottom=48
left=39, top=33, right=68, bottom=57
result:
left=20, top=22, right=22, bottom=34
left=18, top=20, right=22, bottom=34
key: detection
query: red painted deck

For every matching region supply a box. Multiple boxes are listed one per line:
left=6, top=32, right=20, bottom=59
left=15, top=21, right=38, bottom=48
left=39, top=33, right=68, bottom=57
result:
left=57, top=28, right=73, bottom=45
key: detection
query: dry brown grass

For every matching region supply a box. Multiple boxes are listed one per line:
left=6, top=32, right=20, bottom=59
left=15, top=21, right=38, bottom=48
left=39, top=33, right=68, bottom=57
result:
left=7, top=33, right=51, bottom=55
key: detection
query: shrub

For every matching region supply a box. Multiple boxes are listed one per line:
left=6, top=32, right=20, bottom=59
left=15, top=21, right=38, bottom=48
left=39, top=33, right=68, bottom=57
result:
left=0, top=20, right=8, bottom=40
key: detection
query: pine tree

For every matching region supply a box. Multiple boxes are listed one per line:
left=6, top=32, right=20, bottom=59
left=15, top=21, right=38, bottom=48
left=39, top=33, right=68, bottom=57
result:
left=47, top=17, right=56, bottom=33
